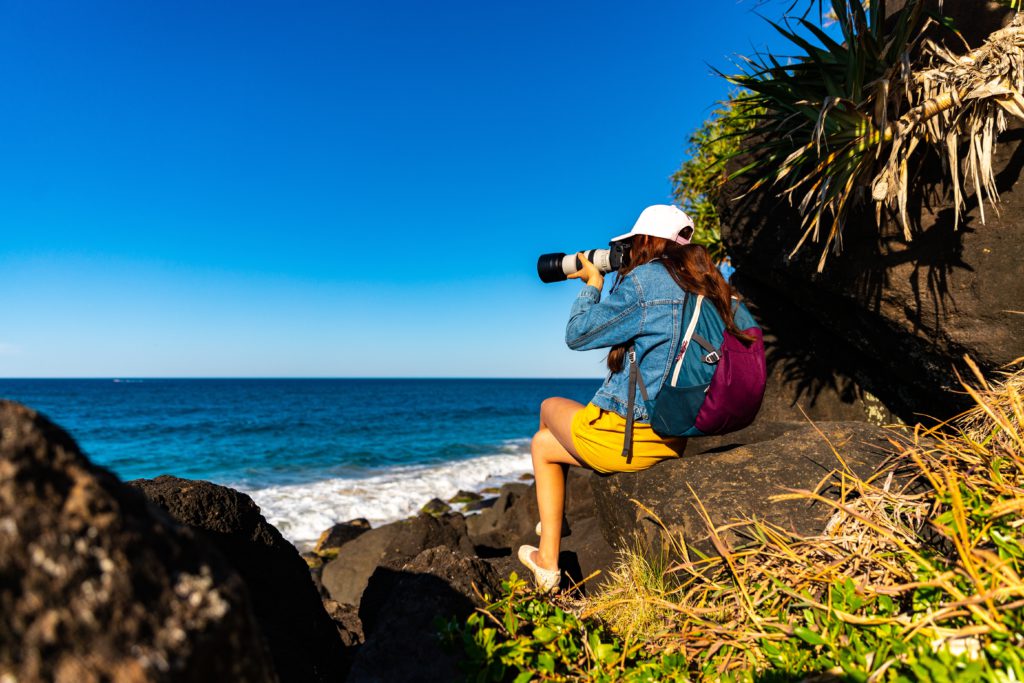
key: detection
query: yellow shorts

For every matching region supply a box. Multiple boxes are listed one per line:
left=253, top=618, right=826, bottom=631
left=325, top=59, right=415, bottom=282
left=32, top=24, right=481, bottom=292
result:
left=570, top=403, right=687, bottom=474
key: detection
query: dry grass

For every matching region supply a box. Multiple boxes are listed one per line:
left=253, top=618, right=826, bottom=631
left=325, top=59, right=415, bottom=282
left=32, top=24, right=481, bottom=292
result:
left=585, top=359, right=1024, bottom=678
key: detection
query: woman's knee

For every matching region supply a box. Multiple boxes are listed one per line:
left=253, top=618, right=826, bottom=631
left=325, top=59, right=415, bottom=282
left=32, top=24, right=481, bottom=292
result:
left=531, top=427, right=562, bottom=465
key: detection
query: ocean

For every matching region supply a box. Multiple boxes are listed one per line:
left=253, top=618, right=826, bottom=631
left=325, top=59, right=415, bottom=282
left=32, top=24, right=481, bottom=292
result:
left=0, top=378, right=600, bottom=548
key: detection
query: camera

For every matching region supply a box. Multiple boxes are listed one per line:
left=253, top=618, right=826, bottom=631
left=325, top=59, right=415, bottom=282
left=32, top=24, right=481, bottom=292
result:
left=536, top=241, right=632, bottom=283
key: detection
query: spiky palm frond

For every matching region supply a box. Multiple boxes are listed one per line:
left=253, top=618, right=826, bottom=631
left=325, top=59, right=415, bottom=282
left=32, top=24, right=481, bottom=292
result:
left=729, top=1, right=1024, bottom=271
left=727, top=0, right=928, bottom=269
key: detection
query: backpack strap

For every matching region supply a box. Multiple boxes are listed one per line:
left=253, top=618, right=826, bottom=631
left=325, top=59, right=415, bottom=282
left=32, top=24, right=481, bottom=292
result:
left=670, top=295, right=704, bottom=386
left=621, top=346, right=649, bottom=465
left=690, top=334, right=720, bottom=365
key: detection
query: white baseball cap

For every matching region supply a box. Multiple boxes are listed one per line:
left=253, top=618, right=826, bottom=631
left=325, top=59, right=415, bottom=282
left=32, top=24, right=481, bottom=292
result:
left=610, top=204, right=695, bottom=245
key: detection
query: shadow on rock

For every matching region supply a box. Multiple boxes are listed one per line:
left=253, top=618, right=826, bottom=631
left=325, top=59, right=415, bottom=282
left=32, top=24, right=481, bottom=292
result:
left=129, top=475, right=349, bottom=683
left=349, top=546, right=502, bottom=683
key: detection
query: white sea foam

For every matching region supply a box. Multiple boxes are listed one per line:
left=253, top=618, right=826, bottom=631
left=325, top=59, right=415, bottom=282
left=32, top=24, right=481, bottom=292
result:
left=237, top=439, right=533, bottom=549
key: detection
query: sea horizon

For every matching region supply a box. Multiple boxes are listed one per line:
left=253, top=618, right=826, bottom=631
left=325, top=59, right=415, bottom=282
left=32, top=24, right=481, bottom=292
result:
left=0, top=377, right=600, bottom=548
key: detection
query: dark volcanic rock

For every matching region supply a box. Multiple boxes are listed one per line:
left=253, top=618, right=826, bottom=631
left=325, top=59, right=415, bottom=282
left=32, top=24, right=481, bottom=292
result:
left=465, top=482, right=533, bottom=549
left=463, top=496, right=497, bottom=512
left=469, top=471, right=619, bottom=590
left=313, top=518, right=371, bottom=558
left=130, top=475, right=347, bottom=683
left=321, top=598, right=363, bottom=648
left=0, top=401, right=275, bottom=683
left=320, top=512, right=474, bottom=608
left=348, top=546, right=501, bottom=683
left=466, top=471, right=598, bottom=550
left=592, top=422, right=896, bottom=554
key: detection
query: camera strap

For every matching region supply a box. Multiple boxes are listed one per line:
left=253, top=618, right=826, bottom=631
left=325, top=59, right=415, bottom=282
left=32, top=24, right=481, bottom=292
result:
left=622, top=345, right=649, bottom=465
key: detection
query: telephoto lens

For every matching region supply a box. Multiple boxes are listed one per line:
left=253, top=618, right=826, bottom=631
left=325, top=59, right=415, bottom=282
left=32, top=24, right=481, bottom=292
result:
left=536, top=241, right=630, bottom=283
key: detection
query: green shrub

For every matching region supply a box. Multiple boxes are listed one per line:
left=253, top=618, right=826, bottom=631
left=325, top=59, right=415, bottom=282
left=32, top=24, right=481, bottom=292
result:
left=443, top=573, right=690, bottom=682
left=670, top=96, right=753, bottom=262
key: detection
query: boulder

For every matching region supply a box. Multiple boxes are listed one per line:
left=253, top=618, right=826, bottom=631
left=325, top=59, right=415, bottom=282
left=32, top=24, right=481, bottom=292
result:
left=463, top=496, right=496, bottom=512
left=466, top=470, right=601, bottom=550
left=448, top=489, right=483, bottom=504
left=0, top=401, right=275, bottom=683
left=320, top=512, right=474, bottom=608
left=318, top=598, right=363, bottom=675
left=420, top=497, right=452, bottom=516
left=738, top=288, right=898, bottom=428
left=313, top=518, right=371, bottom=558
left=348, top=546, right=501, bottom=683
left=130, top=475, right=347, bottom=683
left=468, top=471, right=619, bottom=590
left=465, top=482, right=533, bottom=549
left=321, top=598, right=363, bottom=649
left=591, top=422, right=895, bottom=554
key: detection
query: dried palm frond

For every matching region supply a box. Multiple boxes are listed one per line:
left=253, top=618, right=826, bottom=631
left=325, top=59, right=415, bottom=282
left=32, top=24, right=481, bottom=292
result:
left=873, top=16, right=1024, bottom=234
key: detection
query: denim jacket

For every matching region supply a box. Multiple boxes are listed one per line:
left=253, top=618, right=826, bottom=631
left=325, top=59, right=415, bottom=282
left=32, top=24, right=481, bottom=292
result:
left=565, top=261, right=690, bottom=421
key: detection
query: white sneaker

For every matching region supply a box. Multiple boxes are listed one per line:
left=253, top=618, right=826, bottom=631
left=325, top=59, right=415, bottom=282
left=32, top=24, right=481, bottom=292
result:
left=517, top=545, right=560, bottom=593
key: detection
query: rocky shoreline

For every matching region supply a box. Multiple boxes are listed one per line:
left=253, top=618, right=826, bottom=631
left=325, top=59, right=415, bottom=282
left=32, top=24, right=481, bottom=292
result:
left=2, top=383, right=905, bottom=682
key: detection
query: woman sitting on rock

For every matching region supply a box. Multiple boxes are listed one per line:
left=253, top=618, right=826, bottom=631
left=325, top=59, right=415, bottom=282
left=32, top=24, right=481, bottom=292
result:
left=518, top=204, right=753, bottom=592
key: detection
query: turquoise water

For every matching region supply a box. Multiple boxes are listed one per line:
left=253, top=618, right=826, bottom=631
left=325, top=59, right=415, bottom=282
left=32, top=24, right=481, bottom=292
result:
left=0, top=378, right=599, bottom=545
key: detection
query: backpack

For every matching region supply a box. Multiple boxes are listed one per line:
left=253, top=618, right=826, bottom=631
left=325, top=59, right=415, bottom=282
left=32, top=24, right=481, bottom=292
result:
left=622, top=294, right=767, bottom=463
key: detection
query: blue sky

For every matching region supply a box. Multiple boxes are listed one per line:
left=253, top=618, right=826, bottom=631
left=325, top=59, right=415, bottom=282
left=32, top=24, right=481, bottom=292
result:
left=1, top=0, right=798, bottom=378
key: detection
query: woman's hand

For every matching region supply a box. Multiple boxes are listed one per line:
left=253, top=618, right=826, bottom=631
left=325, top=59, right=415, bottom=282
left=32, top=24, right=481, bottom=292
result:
left=567, top=252, right=604, bottom=290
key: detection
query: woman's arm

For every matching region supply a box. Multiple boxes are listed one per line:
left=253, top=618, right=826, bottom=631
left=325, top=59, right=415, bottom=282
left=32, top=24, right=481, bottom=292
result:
left=565, top=265, right=644, bottom=351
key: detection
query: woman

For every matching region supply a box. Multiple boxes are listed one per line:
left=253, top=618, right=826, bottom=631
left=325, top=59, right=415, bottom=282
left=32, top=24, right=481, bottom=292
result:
left=518, top=204, right=754, bottom=592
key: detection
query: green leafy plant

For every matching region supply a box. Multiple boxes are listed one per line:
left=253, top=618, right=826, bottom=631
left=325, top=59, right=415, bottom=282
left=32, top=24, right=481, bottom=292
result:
left=728, top=1, right=1024, bottom=270
left=443, top=573, right=689, bottom=682
left=671, top=96, right=756, bottom=262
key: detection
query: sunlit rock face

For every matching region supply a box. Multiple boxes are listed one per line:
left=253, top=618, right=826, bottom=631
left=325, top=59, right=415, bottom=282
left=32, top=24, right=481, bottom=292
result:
left=590, top=422, right=895, bottom=555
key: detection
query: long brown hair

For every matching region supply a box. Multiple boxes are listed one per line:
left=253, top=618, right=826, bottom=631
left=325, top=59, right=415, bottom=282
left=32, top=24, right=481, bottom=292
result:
left=606, top=235, right=753, bottom=373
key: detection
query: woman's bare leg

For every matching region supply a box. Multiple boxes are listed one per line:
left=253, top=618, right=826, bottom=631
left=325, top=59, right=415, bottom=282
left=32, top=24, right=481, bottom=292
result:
left=530, top=398, right=585, bottom=571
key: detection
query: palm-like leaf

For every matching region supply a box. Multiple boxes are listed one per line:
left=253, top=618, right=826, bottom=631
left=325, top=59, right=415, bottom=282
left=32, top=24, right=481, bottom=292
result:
left=728, top=1, right=1024, bottom=270
left=727, top=0, right=928, bottom=269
